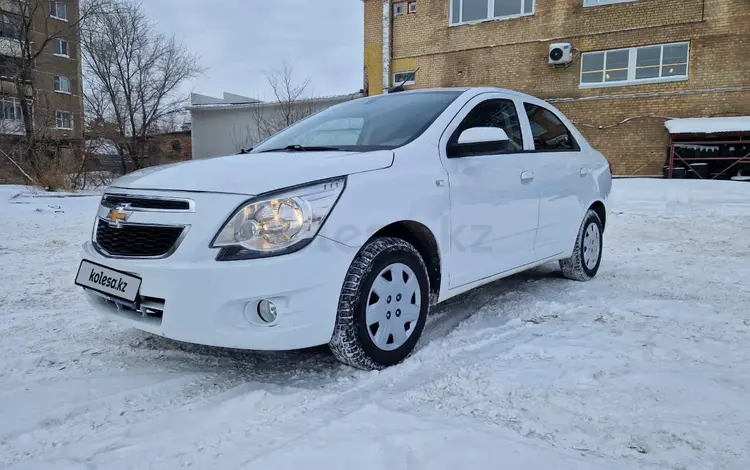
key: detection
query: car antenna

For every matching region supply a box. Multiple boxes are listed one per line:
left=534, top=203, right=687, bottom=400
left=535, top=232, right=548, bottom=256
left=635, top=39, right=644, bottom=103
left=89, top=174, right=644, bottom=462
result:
left=387, top=68, right=419, bottom=94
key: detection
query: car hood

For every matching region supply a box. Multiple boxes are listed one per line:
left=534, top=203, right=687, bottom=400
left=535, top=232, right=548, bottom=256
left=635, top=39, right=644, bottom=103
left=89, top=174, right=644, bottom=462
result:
left=109, top=150, right=394, bottom=195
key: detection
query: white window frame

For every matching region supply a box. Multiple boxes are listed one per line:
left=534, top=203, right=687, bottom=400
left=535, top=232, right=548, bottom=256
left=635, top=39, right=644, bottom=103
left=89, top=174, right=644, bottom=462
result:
left=52, top=38, right=69, bottom=58
left=580, top=41, right=690, bottom=89
left=449, top=0, right=535, bottom=26
left=54, top=75, right=71, bottom=94
left=1, top=95, right=22, bottom=121
left=408, top=2, right=417, bottom=13
left=56, top=110, right=72, bottom=130
left=50, top=1, right=68, bottom=21
left=583, top=0, right=637, bottom=6
left=393, top=71, right=416, bottom=86
left=394, top=2, right=406, bottom=17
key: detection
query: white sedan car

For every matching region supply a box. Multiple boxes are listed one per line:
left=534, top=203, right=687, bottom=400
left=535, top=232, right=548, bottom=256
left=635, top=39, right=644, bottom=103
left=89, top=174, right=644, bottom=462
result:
left=76, top=87, right=612, bottom=370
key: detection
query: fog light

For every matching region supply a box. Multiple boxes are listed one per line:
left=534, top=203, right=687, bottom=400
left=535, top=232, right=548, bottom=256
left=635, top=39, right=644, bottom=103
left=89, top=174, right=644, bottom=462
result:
left=257, top=300, right=277, bottom=324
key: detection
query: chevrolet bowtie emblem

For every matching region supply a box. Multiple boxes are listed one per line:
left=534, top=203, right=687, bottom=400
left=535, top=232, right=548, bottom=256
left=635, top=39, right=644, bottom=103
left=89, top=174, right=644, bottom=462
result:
left=106, top=205, right=131, bottom=228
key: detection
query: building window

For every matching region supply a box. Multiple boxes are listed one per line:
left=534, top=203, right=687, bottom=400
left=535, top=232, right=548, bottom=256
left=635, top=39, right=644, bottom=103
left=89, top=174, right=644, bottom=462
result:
left=1, top=95, right=22, bottom=121
left=408, top=2, right=417, bottom=13
left=394, top=2, right=406, bottom=16
left=54, top=75, right=71, bottom=93
left=50, top=1, right=68, bottom=20
left=524, top=103, right=579, bottom=151
left=580, top=42, right=689, bottom=88
left=56, top=110, right=72, bottom=130
left=53, top=38, right=69, bottom=57
left=583, top=0, right=635, bottom=6
left=393, top=71, right=416, bottom=86
left=0, top=12, right=21, bottom=39
left=450, top=0, right=534, bottom=25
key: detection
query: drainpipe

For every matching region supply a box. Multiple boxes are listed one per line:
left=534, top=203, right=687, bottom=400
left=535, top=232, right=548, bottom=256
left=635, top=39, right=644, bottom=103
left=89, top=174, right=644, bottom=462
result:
left=382, top=0, right=391, bottom=94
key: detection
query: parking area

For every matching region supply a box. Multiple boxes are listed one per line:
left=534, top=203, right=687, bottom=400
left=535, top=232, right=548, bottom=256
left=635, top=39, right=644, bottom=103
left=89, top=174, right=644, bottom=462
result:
left=1, top=178, right=748, bottom=470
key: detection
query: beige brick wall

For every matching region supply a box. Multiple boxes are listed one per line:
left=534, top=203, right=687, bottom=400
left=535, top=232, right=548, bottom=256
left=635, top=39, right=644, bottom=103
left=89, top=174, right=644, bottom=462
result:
left=364, top=0, right=750, bottom=176
left=554, top=90, right=749, bottom=176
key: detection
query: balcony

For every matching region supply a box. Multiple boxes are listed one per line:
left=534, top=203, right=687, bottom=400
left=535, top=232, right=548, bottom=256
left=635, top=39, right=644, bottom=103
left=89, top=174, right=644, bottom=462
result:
left=0, top=0, right=24, bottom=16
left=0, top=37, right=21, bottom=58
left=0, top=78, right=32, bottom=96
left=0, top=117, right=24, bottom=135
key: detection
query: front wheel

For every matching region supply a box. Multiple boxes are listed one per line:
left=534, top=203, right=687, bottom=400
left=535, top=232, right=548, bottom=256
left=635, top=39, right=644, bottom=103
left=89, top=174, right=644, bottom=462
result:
left=329, top=237, right=430, bottom=370
left=559, top=209, right=603, bottom=281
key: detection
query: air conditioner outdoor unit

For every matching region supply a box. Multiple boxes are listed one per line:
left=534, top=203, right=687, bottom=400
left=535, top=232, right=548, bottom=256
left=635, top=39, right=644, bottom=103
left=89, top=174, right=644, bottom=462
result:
left=549, top=43, right=573, bottom=65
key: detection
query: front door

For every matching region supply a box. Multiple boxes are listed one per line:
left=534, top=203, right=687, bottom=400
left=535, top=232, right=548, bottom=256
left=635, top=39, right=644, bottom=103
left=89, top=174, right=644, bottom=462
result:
left=440, top=94, right=542, bottom=288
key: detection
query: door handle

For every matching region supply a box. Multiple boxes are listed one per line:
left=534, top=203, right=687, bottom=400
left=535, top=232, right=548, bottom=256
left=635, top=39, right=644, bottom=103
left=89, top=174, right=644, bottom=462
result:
left=520, top=171, right=535, bottom=182
left=580, top=167, right=591, bottom=176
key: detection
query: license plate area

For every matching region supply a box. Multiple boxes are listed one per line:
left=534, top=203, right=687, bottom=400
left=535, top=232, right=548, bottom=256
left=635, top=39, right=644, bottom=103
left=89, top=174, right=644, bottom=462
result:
left=75, top=260, right=142, bottom=303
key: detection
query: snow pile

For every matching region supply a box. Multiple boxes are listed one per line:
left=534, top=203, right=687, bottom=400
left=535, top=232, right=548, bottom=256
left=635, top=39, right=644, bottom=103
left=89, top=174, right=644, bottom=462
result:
left=665, top=116, right=750, bottom=135
left=1, top=179, right=749, bottom=469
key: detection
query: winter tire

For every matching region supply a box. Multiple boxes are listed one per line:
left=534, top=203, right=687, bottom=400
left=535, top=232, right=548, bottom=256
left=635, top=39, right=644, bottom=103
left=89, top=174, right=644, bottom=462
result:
left=329, top=237, right=430, bottom=370
left=559, top=209, right=603, bottom=282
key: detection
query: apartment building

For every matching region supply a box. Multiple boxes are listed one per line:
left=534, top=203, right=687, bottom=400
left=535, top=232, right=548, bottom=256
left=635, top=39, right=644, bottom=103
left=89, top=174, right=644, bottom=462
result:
left=363, top=0, right=750, bottom=176
left=0, top=0, right=83, bottom=139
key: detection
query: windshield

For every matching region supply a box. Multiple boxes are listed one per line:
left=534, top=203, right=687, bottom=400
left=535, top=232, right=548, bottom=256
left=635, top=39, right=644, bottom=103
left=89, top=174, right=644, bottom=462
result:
left=251, top=90, right=464, bottom=153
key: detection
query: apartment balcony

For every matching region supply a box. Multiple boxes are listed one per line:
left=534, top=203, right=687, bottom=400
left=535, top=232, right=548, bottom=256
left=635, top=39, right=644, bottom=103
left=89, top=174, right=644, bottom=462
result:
left=0, top=0, right=24, bottom=15
left=0, top=78, right=32, bottom=96
left=0, top=117, right=24, bottom=135
left=0, top=37, right=22, bottom=58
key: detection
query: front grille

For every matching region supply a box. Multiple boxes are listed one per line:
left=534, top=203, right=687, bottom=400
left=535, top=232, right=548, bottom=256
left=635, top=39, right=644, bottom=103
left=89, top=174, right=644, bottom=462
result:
left=102, top=195, right=191, bottom=211
left=95, top=221, right=184, bottom=257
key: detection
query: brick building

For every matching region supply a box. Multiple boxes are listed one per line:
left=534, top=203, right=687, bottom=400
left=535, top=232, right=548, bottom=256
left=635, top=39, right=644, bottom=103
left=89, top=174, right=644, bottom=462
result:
left=363, top=0, right=750, bottom=176
left=0, top=0, right=83, bottom=139
left=89, top=131, right=192, bottom=174
left=145, top=130, right=193, bottom=165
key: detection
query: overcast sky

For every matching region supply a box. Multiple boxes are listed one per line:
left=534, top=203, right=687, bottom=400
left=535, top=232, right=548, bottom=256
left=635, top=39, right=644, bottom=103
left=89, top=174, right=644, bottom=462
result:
left=142, top=0, right=365, bottom=102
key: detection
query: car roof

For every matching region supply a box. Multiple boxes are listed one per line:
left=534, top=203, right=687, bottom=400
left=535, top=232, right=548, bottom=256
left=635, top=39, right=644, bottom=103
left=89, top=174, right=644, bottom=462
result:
left=381, top=86, right=547, bottom=103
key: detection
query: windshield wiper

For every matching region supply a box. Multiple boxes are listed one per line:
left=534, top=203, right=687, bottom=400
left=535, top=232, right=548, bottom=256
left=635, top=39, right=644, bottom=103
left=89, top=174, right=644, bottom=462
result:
left=259, top=145, right=344, bottom=153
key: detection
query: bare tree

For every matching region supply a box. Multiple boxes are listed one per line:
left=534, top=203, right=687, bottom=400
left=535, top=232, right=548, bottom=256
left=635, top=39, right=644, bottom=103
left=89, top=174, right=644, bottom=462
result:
left=0, top=0, right=109, bottom=188
left=249, top=61, right=317, bottom=145
left=81, top=0, right=203, bottom=173
left=266, top=61, right=315, bottom=129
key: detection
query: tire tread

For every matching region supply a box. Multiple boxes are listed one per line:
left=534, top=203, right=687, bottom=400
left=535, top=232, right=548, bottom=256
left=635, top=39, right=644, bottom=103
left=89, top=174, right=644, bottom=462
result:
left=329, top=237, right=428, bottom=370
left=560, top=209, right=602, bottom=282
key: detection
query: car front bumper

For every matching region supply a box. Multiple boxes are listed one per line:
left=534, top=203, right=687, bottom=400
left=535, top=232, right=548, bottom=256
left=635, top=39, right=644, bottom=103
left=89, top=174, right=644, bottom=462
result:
left=79, top=232, right=357, bottom=351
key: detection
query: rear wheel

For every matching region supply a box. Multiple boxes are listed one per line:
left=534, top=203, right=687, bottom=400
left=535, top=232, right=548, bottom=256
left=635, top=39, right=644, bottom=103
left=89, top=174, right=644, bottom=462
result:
left=559, top=209, right=603, bottom=281
left=329, top=237, right=429, bottom=370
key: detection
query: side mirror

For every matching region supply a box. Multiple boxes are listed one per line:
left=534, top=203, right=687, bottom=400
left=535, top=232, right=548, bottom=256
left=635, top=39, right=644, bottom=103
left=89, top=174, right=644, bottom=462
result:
left=458, top=127, right=509, bottom=145
left=449, top=127, right=510, bottom=158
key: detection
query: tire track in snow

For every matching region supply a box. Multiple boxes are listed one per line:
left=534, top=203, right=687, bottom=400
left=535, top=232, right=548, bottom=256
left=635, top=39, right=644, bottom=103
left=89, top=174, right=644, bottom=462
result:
left=3, top=276, right=541, bottom=468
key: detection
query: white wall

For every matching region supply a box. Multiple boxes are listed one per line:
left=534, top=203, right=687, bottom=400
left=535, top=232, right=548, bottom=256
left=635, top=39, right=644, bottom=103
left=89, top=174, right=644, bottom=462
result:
left=190, top=107, right=260, bottom=159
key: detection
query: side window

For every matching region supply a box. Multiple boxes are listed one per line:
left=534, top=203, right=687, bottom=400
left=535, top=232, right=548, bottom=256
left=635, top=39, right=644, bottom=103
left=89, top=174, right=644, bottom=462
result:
left=524, top=103, right=579, bottom=151
left=450, top=99, right=523, bottom=154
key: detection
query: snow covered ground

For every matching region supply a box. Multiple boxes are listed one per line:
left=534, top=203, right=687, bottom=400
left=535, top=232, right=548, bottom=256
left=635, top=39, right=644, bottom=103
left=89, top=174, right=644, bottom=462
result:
left=1, top=179, right=749, bottom=470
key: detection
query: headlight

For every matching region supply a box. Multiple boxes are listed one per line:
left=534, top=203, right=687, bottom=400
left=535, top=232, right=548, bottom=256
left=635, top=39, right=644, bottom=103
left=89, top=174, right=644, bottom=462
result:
left=211, top=177, right=346, bottom=260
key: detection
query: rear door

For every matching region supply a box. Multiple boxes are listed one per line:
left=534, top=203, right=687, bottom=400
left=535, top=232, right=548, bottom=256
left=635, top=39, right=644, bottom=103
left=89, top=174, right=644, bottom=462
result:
left=519, top=102, right=587, bottom=259
left=440, top=93, right=544, bottom=288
